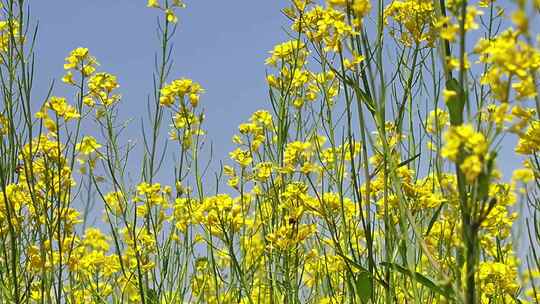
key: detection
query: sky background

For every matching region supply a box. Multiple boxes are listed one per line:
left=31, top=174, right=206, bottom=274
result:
left=29, top=0, right=523, bottom=184
left=31, top=0, right=287, bottom=184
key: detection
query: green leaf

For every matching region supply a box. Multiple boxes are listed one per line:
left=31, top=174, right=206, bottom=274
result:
left=426, top=203, right=445, bottom=236
left=347, top=76, right=375, bottom=116
left=380, top=262, right=455, bottom=300
left=358, top=90, right=376, bottom=115
left=355, top=271, right=373, bottom=302
left=445, top=78, right=465, bottom=126
left=334, top=250, right=369, bottom=273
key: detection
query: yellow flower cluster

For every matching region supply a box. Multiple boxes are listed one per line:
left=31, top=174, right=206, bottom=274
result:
left=63, top=47, right=98, bottom=81
left=320, top=140, right=362, bottom=170
left=478, top=260, right=520, bottom=301
left=266, top=222, right=317, bottom=251
left=47, top=96, right=80, bottom=121
left=147, top=0, right=186, bottom=23
left=18, top=134, right=77, bottom=196
left=515, top=120, right=540, bottom=155
left=0, top=184, right=29, bottom=234
left=266, top=68, right=324, bottom=106
left=338, top=0, right=371, bottom=21
left=292, top=5, right=356, bottom=52
left=62, top=48, right=121, bottom=109
left=86, top=72, right=121, bottom=107
left=34, top=96, right=80, bottom=133
left=159, top=78, right=205, bottom=149
left=2, top=0, right=540, bottom=303
left=0, top=20, right=23, bottom=54
left=160, top=78, right=203, bottom=108
left=426, top=109, right=450, bottom=134
left=283, top=141, right=314, bottom=173
left=383, top=0, right=438, bottom=47
left=234, top=110, right=273, bottom=150
left=194, top=194, right=246, bottom=237
left=475, top=30, right=540, bottom=101
left=75, top=136, right=102, bottom=155
left=170, top=111, right=204, bottom=147
left=134, top=182, right=171, bottom=221
left=265, top=40, right=307, bottom=67
left=0, top=114, right=10, bottom=136
left=229, top=147, right=253, bottom=168
left=441, top=124, right=488, bottom=182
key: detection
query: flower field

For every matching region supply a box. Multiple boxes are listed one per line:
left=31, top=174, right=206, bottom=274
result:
left=1, top=0, right=540, bottom=303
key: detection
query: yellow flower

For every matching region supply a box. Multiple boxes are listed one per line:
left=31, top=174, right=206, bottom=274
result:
left=443, top=89, right=457, bottom=102
left=76, top=136, right=102, bottom=155
left=104, top=191, right=125, bottom=215
left=64, top=47, right=98, bottom=76
left=475, top=29, right=540, bottom=102
left=62, top=71, right=75, bottom=84
left=292, top=6, right=356, bottom=52
left=352, top=0, right=371, bottom=19
left=426, top=109, right=449, bottom=134
left=283, top=141, right=312, bottom=172
left=250, top=110, right=273, bottom=128
left=165, top=9, right=178, bottom=23
left=87, top=72, right=121, bottom=106
left=515, top=120, right=540, bottom=154
left=254, top=162, right=273, bottom=181
left=147, top=0, right=160, bottom=8
left=384, top=0, right=438, bottom=47
left=160, top=78, right=203, bottom=107
left=445, top=54, right=470, bottom=70
left=229, top=148, right=252, bottom=167
left=435, top=17, right=459, bottom=42
left=513, top=167, right=535, bottom=183
left=460, top=154, right=482, bottom=182
left=484, top=104, right=507, bottom=128
left=463, top=6, right=483, bottom=31
left=46, top=96, right=80, bottom=121
left=0, top=114, right=9, bottom=136
left=343, top=53, right=365, bottom=70
left=265, top=40, right=307, bottom=66
left=511, top=9, right=528, bottom=33
left=478, top=260, right=520, bottom=297
left=441, top=124, right=487, bottom=161
left=0, top=20, right=23, bottom=54
left=83, top=228, right=110, bottom=252
left=172, top=0, right=186, bottom=8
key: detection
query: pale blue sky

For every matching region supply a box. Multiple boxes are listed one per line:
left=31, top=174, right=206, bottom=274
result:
left=29, top=0, right=523, bottom=184
left=31, top=1, right=286, bottom=181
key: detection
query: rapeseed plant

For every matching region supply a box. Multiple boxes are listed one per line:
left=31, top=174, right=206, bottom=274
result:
left=1, top=0, right=540, bottom=303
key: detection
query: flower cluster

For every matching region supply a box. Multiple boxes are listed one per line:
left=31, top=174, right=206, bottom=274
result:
left=441, top=124, right=489, bottom=182
left=86, top=72, right=121, bottom=107
left=147, top=0, right=186, bottom=23
left=383, top=0, right=438, bottom=47
left=63, top=47, right=98, bottom=81
left=0, top=20, right=23, bottom=53
left=159, top=78, right=203, bottom=108
left=475, top=30, right=540, bottom=101
left=2, top=0, right=540, bottom=303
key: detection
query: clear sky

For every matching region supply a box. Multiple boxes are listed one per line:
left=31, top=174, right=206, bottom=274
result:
left=31, top=0, right=287, bottom=183
left=29, top=0, right=523, bottom=183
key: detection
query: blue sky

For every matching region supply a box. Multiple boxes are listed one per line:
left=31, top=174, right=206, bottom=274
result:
left=31, top=0, right=287, bottom=182
left=29, top=0, right=524, bottom=184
